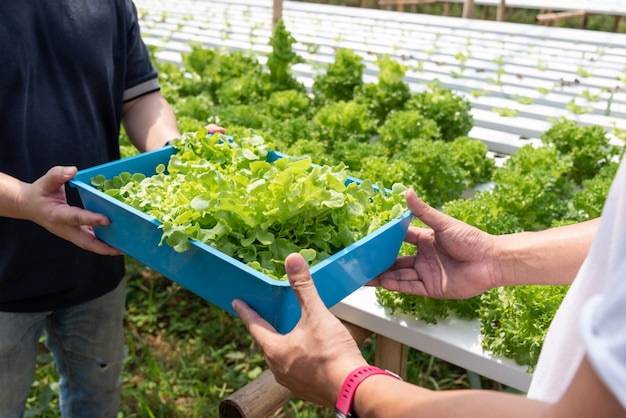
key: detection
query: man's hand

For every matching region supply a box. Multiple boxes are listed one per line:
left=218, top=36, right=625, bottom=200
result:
left=23, top=166, right=123, bottom=256
left=369, top=188, right=498, bottom=299
left=232, top=253, right=368, bottom=408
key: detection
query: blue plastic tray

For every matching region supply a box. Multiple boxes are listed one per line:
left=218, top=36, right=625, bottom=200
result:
left=70, top=146, right=412, bottom=333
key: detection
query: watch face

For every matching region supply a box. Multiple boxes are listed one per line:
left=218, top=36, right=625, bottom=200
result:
left=334, top=408, right=348, bottom=418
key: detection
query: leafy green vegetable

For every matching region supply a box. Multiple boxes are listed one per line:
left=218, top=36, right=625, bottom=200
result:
left=266, top=19, right=305, bottom=93
left=259, top=116, right=313, bottom=151
left=448, top=136, right=495, bottom=189
left=173, top=94, right=217, bottom=125
left=490, top=144, right=574, bottom=231
left=181, top=44, right=266, bottom=104
left=217, top=71, right=269, bottom=106
left=378, top=110, right=441, bottom=155
left=376, top=288, right=481, bottom=324
left=354, top=55, right=412, bottom=123
left=479, top=285, right=569, bottom=372
left=540, top=117, right=620, bottom=184
left=405, top=81, right=474, bottom=142
left=312, top=48, right=366, bottom=105
left=264, top=89, right=312, bottom=120
left=355, top=156, right=412, bottom=192
left=569, top=160, right=620, bottom=221
left=277, top=137, right=330, bottom=166
left=442, top=194, right=522, bottom=236
left=95, top=130, right=407, bottom=280
left=312, top=100, right=379, bottom=146
left=214, top=103, right=268, bottom=130
left=397, top=136, right=493, bottom=207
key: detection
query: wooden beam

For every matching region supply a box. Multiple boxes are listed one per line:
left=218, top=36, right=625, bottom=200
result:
left=536, top=10, right=588, bottom=21
left=536, top=10, right=588, bottom=27
left=219, top=370, right=292, bottom=418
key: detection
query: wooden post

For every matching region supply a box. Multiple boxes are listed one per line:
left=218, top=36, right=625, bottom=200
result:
left=612, top=15, right=622, bottom=32
left=273, top=0, right=283, bottom=29
left=374, top=335, right=408, bottom=379
left=496, top=0, right=505, bottom=21
left=462, top=0, right=474, bottom=19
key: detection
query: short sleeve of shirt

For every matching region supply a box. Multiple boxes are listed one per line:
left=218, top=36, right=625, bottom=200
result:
left=528, top=151, right=626, bottom=405
left=580, top=281, right=626, bottom=409
left=122, top=0, right=159, bottom=101
left=578, top=162, right=626, bottom=410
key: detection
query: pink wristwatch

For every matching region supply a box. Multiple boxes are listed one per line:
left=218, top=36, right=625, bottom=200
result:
left=334, top=365, right=401, bottom=418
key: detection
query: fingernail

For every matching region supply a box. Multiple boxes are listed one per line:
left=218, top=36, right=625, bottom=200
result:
left=286, top=254, right=305, bottom=272
left=63, top=167, right=78, bottom=179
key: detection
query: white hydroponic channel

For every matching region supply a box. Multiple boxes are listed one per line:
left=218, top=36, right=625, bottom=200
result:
left=135, top=0, right=626, bottom=156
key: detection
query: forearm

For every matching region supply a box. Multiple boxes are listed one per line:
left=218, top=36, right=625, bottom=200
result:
left=351, top=356, right=623, bottom=418
left=494, top=217, right=600, bottom=287
left=0, top=171, right=27, bottom=219
left=122, top=91, right=181, bottom=152
left=354, top=375, right=548, bottom=418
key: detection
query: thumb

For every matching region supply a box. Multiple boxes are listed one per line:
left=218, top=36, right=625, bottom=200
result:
left=41, top=166, right=77, bottom=193
left=285, top=253, right=326, bottom=316
left=405, top=188, right=454, bottom=232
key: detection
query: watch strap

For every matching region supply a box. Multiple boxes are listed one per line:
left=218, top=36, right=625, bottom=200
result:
left=334, top=365, right=400, bottom=418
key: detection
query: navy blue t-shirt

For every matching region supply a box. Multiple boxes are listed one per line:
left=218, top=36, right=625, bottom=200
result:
left=0, top=0, right=159, bottom=311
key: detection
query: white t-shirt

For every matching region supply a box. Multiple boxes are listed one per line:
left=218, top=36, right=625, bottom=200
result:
left=526, top=160, right=626, bottom=409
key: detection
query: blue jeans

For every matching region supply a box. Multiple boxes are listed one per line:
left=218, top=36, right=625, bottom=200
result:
left=0, top=279, right=127, bottom=418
